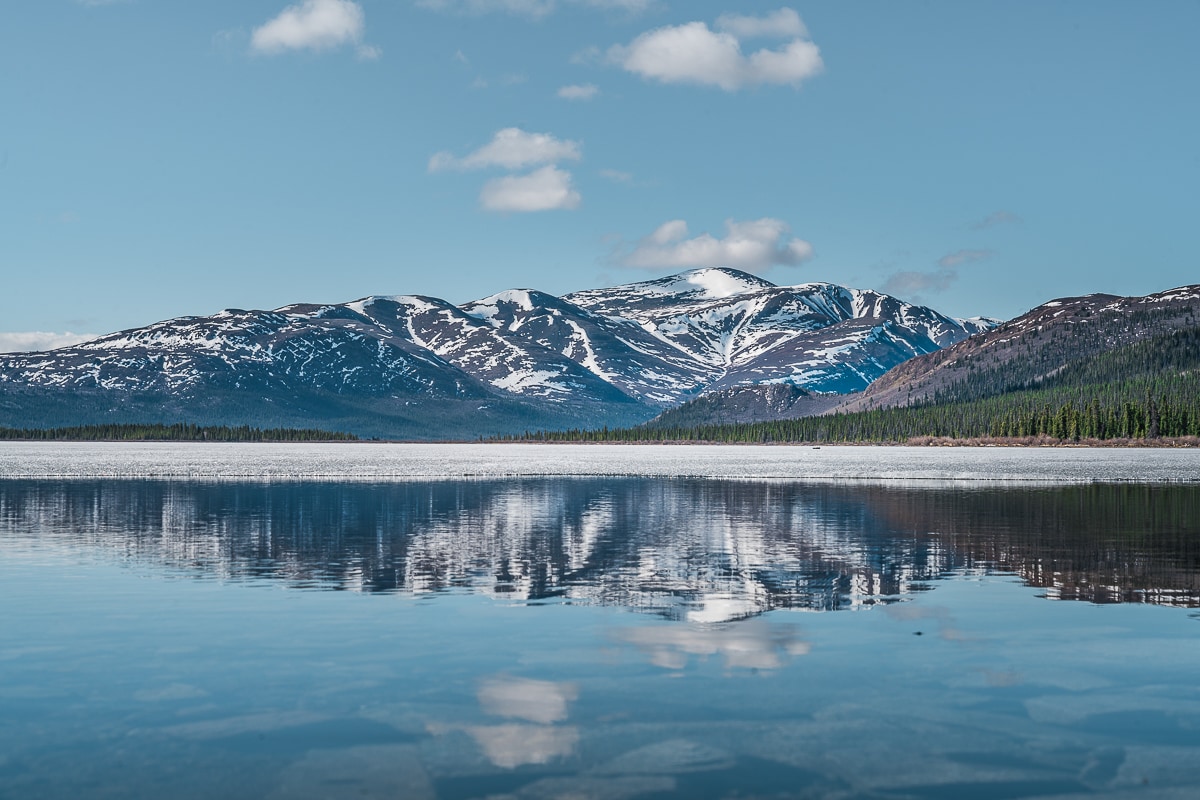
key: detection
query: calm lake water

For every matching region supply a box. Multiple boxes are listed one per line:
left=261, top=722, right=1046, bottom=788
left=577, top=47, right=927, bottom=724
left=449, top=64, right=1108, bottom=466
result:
left=3, top=445, right=1200, bottom=799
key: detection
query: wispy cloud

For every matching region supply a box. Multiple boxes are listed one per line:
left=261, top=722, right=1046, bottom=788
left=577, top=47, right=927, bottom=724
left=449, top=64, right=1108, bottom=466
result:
left=416, top=0, right=652, bottom=18
left=251, top=0, right=378, bottom=59
left=557, top=83, right=599, bottom=101
left=715, top=8, right=807, bottom=39
left=0, top=331, right=98, bottom=354
left=429, top=128, right=581, bottom=172
left=971, top=210, right=1022, bottom=230
left=881, top=269, right=958, bottom=297
left=598, top=168, right=632, bottom=183
left=606, top=7, right=822, bottom=91
left=882, top=249, right=995, bottom=299
left=620, top=218, right=813, bottom=273
left=938, top=248, right=994, bottom=269
left=480, top=166, right=581, bottom=212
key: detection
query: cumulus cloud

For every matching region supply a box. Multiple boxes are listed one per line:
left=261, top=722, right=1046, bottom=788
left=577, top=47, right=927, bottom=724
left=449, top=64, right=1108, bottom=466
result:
left=251, top=0, right=376, bottom=58
left=937, top=248, right=994, bottom=268
left=620, top=218, right=813, bottom=273
left=971, top=210, right=1022, bottom=230
left=557, top=83, right=599, bottom=100
left=607, top=8, right=822, bottom=90
left=0, top=331, right=97, bottom=354
left=431, top=128, right=584, bottom=212
left=429, top=128, right=581, bottom=172
left=416, top=0, right=652, bottom=17
left=480, top=166, right=581, bottom=212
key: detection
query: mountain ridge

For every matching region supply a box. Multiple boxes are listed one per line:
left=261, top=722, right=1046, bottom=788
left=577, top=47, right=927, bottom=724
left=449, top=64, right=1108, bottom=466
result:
left=0, top=267, right=993, bottom=438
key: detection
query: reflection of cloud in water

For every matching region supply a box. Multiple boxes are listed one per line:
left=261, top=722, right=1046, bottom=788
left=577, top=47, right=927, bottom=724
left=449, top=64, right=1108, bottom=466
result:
left=684, top=592, right=764, bottom=624
left=428, top=675, right=581, bottom=769
left=478, top=676, right=578, bottom=724
left=618, top=620, right=810, bottom=671
left=464, top=724, right=579, bottom=769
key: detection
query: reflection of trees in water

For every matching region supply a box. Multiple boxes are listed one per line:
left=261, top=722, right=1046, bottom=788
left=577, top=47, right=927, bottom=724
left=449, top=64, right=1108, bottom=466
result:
left=859, top=484, right=1200, bottom=607
left=2, top=479, right=1198, bottom=618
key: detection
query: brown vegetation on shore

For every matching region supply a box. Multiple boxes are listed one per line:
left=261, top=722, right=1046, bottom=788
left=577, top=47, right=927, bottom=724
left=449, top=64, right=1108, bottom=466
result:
left=905, top=435, right=1200, bottom=448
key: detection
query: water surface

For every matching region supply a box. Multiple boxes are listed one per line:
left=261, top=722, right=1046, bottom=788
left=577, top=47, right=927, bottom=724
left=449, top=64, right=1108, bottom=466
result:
left=3, top=466, right=1200, bottom=798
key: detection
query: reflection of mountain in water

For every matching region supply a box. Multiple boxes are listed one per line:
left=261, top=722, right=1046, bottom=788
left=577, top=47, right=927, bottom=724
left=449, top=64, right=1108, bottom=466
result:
left=2, top=480, right=1197, bottom=620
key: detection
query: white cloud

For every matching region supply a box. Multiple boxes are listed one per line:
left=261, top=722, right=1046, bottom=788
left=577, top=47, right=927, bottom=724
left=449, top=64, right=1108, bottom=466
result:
left=557, top=83, right=599, bottom=100
left=480, top=166, right=581, bottom=212
left=429, top=128, right=582, bottom=172
left=971, top=210, right=1022, bottom=230
left=937, top=248, right=994, bottom=268
left=607, top=8, right=822, bottom=91
left=251, top=0, right=368, bottom=55
left=0, top=332, right=97, bottom=354
left=621, top=218, right=813, bottom=272
left=715, top=7, right=807, bottom=39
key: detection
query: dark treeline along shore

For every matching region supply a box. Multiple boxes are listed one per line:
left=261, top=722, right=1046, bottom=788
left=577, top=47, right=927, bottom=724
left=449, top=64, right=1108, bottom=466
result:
left=506, top=326, right=1200, bottom=445
left=0, top=423, right=357, bottom=442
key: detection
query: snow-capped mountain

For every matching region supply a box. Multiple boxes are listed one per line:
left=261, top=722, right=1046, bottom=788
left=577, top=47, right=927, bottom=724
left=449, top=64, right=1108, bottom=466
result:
left=0, top=267, right=992, bottom=437
left=564, top=268, right=992, bottom=395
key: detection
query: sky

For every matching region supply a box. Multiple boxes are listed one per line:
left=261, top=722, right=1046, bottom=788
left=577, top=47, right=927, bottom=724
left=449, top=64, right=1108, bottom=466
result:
left=2, top=1, right=1198, bottom=351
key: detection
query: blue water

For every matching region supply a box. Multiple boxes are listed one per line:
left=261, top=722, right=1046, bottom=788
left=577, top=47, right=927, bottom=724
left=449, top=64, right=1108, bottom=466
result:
left=3, top=477, right=1200, bottom=799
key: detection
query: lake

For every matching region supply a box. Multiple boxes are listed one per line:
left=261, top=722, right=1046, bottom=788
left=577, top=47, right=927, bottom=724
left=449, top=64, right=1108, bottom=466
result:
left=2, top=444, right=1200, bottom=799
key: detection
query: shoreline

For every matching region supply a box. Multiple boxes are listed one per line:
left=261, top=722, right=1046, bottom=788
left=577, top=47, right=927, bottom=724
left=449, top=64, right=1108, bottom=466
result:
left=0, top=435, right=1196, bottom=448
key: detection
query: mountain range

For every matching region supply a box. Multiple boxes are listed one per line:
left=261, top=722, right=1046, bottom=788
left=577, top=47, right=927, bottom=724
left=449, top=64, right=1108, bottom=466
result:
left=0, top=268, right=995, bottom=438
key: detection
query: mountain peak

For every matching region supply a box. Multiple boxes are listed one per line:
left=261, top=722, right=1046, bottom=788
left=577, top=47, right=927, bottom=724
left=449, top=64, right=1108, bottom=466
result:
left=628, top=267, right=776, bottom=300
left=663, top=267, right=777, bottom=298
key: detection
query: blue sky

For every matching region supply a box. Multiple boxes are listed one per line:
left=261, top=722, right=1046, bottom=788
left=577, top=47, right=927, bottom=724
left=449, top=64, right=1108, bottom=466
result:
left=2, top=1, right=1197, bottom=350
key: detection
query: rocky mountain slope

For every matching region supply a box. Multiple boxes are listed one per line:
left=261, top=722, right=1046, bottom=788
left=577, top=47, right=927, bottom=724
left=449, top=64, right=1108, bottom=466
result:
left=835, top=285, right=1200, bottom=414
left=0, top=267, right=992, bottom=437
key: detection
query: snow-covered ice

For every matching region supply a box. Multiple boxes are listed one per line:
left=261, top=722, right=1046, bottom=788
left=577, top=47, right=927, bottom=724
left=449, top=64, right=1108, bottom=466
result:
left=1, top=442, right=1196, bottom=483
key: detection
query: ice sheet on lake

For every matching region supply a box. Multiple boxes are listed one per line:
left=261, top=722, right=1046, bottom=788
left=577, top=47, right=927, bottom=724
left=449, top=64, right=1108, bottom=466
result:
left=0, top=442, right=1197, bottom=483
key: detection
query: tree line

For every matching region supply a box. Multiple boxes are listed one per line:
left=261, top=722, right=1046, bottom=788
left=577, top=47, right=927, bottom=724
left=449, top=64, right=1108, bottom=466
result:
left=0, top=423, right=358, bottom=442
